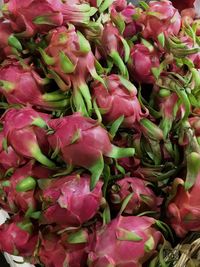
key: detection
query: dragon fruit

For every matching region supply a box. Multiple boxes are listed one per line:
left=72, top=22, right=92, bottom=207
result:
left=128, top=43, right=160, bottom=84
left=1, top=107, right=55, bottom=168
left=0, top=131, right=25, bottom=172
left=0, top=162, right=37, bottom=214
left=88, top=216, right=162, bottom=267
left=171, top=0, right=195, bottom=12
left=167, top=152, right=200, bottom=237
left=0, top=19, right=22, bottom=61
left=91, top=74, right=144, bottom=128
left=0, top=214, right=38, bottom=258
left=40, top=174, right=102, bottom=227
left=39, top=25, right=103, bottom=116
left=0, top=60, right=69, bottom=110
left=141, top=0, right=181, bottom=42
left=47, top=113, right=135, bottom=188
left=109, top=177, right=162, bottom=215
left=98, top=22, right=130, bottom=78
left=38, top=229, right=88, bottom=267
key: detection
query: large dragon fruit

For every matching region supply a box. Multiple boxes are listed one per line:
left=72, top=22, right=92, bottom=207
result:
left=39, top=25, right=103, bottom=116
left=40, top=174, right=102, bottom=227
left=0, top=60, right=69, bottom=110
left=167, top=152, right=200, bottom=237
left=88, top=216, right=162, bottom=267
left=91, top=74, right=144, bottom=128
left=38, top=229, right=88, bottom=267
left=1, top=107, right=55, bottom=168
left=128, top=43, right=160, bottom=84
left=0, top=214, right=38, bottom=258
left=141, top=0, right=181, bottom=41
left=47, top=113, right=135, bottom=188
left=109, top=177, right=162, bottom=215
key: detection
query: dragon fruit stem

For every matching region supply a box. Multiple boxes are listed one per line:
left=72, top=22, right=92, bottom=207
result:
left=107, top=145, right=135, bottom=159
left=110, top=50, right=129, bottom=78
left=185, top=152, right=200, bottom=190
left=16, top=177, right=36, bottom=192
left=30, top=144, right=55, bottom=168
left=89, top=154, right=104, bottom=190
left=8, top=35, right=23, bottom=51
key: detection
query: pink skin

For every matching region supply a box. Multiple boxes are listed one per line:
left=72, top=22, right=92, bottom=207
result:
left=1, top=107, right=50, bottom=160
left=128, top=44, right=160, bottom=84
left=39, top=232, right=88, bottom=267
left=41, top=175, right=102, bottom=226
left=109, top=177, right=162, bottom=215
left=141, top=0, right=181, bottom=41
left=0, top=20, right=15, bottom=61
left=48, top=113, right=112, bottom=169
left=0, top=60, right=66, bottom=110
left=3, top=0, right=63, bottom=36
left=92, top=75, right=144, bottom=128
left=88, top=216, right=162, bottom=267
left=167, top=176, right=200, bottom=237
left=0, top=131, right=26, bottom=171
left=0, top=214, right=38, bottom=257
left=189, top=116, right=200, bottom=136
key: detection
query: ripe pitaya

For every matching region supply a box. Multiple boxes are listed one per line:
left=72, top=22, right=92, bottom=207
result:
left=1, top=107, right=55, bottom=168
left=47, top=113, right=135, bottom=188
left=0, top=214, right=38, bottom=258
left=141, top=0, right=181, bottom=41
left=167, top=152, right=200, bottom=237
left=38, top=229, right=88, bottom=267
left=39, top=25, right=103, bottom=116
left=171, top=0, right=195, bottom=12
left=128, top=43, right=160, bottom=84
left=91, top=74, right=144, bottom=128
left=0, top=131, right=25, bottom=172
left=109, top=177, right=162, bottom=215
left=40, top=174, right=102, bottom=227
left=88, top=216, right=162, bottom=267
left=0, top=60, right=69, bottom=110
left=0, top=19, right=22, bottom=61
left=98, top=22, right=129, bottom=78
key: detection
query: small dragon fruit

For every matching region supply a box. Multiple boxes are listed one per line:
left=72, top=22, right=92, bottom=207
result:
left=0, top=131, right=26, bottom=172
left=91, top=74, right=144, bottom=128
left=0, top=19, right=22, bottom=61
left=40, top=174, right=102, bottom=226
left=47, top=113, right=135, bottom=188
left=39, top=25, right=103, bottom=116
left=0, top=60, right=69, bottom=110
left=1, top=107, right=55, bottom=168
left=88, top=216, right=162, bottom=267
left=0, top=214, right=38, bottom=258
left=167, top=152, right=200, bottom=237
left=110, top=3, right=142, bottom=39
left=109, top=177, right=162, bottom=215
left=128, top=43, right=160, bottom=84
left=38, top=229, right=88, bottom=267
left=98, top=22, right=130, bottom=78
left=141, top=0, right=181, bottom=42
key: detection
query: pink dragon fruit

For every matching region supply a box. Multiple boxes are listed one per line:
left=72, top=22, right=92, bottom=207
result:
left=0, top=214, right=38, bottom=257
left=167, top=152, right=200, bottom=237
left=0, top=60, right=69, bottom=110
left=47, top=113, right=135, bottom=188
left=141, top=0, right=181, bottom=41
left=128, top=43, right=160, bottom=84
left=88, top=216, right=162, bottom=267
left=1, top=107, right=55, bottom=168
left=91, top=74, right=144, bottom=128
left=2, top=0, right=63, bottom=37
left=0, top=19, right=22, bottom=61
left=98, top=22, right=129, bottom=78
left=109, top=177, right=162, bottom=215
left=39, top=229, right=88, bottom=267
left=39, top=25, right=103, bottom=116
left=110, top=3, right=142, bottom=38
left=40, top=174, right=102, bottom=226
left=0, top=131, right=26, bottom=172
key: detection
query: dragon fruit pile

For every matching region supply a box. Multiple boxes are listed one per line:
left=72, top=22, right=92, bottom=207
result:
left=0, top=0, right=200, bottom=266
